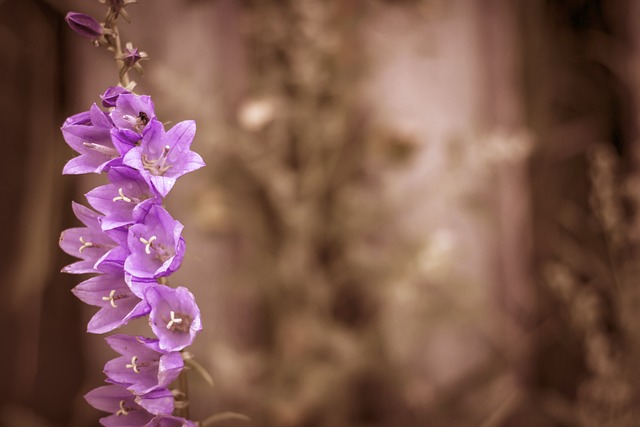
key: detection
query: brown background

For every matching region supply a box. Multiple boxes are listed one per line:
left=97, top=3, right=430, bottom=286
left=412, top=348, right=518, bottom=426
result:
left=2, top=0, right=640, bottom=426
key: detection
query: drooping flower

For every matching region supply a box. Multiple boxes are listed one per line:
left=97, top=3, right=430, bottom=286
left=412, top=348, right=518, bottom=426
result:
left=146, top=286, right=202, bottom=352
left=62, top=104, right=118, bottom=175
left=65, top=12, right=104, bottom=40
left=72, top=271, right=149, bottom=334
left=60, top=202, right=125, bottom=274
left=124, top=205, right=185, bottom=279
left=85, top=384, right=155, bottom=427
left=86, top=165, right=160, bottom=231
left=123, top=119, right=205, bottom=197
left=104, top=334, right=184, bottom=395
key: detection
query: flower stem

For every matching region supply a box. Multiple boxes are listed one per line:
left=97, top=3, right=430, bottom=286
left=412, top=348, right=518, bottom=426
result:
left=177, top=368, right=190, bottom=419
left=110, top=23, right=131, bottom=87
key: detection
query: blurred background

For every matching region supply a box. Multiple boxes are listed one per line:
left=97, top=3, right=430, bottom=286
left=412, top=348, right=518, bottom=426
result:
left=2, top=0, right=640, bottom=426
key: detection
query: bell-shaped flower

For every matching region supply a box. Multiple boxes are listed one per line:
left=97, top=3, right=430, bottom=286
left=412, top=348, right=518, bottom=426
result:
left=62, top=103, right=119, bottom=174
left=123, top=119, right=205, bottom=197
left=60, top=202, right=124, bottom=274
left=145, top=415, right=197, bottom=427
left=86, top=165, right=161, bottom=231
left=104, top=334, right=184, bottom=395
left=124, top=205, right=185, bottom=279
left=85, top=385, right=155, bottom=427
left=110, top=93, right=155, bottom=146
left=146, top=286, right=202, bottom=352
left=72, top=271, right=149, bottom=334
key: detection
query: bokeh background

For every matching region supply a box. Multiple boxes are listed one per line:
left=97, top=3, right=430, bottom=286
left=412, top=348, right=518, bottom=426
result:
left=2, top=0, right=640, bottom=426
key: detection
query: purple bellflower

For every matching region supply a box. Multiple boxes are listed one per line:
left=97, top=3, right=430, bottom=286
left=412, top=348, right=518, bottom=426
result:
left=60, top=202, right=125, bottom=274
left=85, top=384, right=155, bottom=427
left=72, top=272, right=149, bottom=334
left=109, top=93, right=156, bottom=156
left=62, top=103, right=118, bottom=175
left=110, top=93, right=155, bottom=132
left=124, top=205, right=185, bottom=279
left=61, top=24, right=206, bottom=421
left=104, top=334, right=184, bottom=395
left=86, top=165, right=160, bottom=231
left=146, top=286, right=202, bottom=352
left=123, top=119, right=205, bottom=197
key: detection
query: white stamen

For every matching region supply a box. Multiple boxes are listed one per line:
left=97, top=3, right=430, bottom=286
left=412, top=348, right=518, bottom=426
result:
left=116, top=400, right=129, bottom=416
left=126, top=355, right=141, bottom=373
left=82, top=142, right=118, bottom=157
left=102, top=289, right=118, bottom=308
left=123, top=114, right=138, bottom=126
left=139, top=235, right=157, bottom=255
left=166, top=310, right=183, bottom=330
left=79, top=236, right=93, bottom=253
left=112, top=187, right=132, bottom=203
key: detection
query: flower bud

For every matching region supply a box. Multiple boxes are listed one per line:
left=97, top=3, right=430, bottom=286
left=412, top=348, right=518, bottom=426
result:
left=65, top=12, right=103, bottom=40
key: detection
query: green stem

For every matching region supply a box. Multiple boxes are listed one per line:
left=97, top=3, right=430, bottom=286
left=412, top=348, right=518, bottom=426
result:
left=110, top=22, right=131, bottom=87
left=178, top=368, right=190, bottom=419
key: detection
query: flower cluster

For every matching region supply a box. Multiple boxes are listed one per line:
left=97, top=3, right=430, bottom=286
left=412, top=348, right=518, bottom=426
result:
left=60, top=87, right=204, bottom=426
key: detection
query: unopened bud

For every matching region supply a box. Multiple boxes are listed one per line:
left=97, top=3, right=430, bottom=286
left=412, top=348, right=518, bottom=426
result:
left=101, top=86, right=130, bottom=108
left=65, top=12, right=103, bottom=40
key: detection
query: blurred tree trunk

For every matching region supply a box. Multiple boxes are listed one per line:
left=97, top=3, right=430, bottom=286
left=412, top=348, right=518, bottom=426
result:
left=0, top=0, right=84, bottom=425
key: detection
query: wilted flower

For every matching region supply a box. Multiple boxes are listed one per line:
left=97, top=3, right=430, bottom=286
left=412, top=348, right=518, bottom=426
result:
left=146, top=286, right=202, bottom=352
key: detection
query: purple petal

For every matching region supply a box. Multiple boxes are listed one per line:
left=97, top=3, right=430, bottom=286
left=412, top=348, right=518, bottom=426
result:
left=85, top=385, right=155, bottom=427
left=104, top=335, right=184, bottom=395
left=72, top=273, right=149, bottom=334
left=62, top=122, right=118, bottom=175
left=135, top=388, right=174, bottom=415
